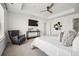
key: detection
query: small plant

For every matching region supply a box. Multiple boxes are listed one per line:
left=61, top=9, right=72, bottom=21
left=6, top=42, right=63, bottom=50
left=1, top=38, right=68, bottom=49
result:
left=54, top=22, right=62, bottom=30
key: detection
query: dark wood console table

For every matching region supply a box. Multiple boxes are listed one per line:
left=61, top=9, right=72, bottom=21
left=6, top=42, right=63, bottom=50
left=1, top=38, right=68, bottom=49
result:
left=26, top=31, right=40, bottom=39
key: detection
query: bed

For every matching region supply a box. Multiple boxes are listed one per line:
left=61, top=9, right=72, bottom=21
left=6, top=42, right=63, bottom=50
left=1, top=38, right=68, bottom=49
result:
left=31, top=36, right=79, bottom=56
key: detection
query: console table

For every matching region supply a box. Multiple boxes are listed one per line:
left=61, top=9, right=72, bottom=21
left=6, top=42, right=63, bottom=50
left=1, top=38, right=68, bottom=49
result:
left=26, top=31, right=40, bottom=39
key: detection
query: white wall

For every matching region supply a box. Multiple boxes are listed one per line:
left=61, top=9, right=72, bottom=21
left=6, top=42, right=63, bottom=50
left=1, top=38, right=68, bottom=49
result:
left=7, top=12, right=45, bottom=36
left=0, top=4, right=7, bottom=55
left=0, top=4, right=4, bottom=36
left=46, top=13, right=79, bottom=35
left=4, top=9, right=8, bottom=35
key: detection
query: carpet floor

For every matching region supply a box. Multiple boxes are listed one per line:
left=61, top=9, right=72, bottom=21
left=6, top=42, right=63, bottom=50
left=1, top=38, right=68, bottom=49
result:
left=2, top=39, right=47, bottom=56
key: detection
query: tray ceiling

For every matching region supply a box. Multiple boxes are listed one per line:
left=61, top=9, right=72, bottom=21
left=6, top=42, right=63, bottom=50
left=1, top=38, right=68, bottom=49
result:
left=6, top=3, right=79, bottom=19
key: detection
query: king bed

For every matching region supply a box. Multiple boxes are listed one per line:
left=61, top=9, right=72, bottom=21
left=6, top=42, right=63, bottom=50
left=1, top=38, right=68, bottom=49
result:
left=31, top=30, right=79, bottom=56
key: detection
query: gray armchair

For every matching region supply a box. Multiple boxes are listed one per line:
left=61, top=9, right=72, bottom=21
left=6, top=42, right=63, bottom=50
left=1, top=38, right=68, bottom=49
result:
left=8, top=30, right=26, bottom=45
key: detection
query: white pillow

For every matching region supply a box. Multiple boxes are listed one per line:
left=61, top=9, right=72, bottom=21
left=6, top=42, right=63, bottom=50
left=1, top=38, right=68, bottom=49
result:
left=77, top=32, right=79, bottom=35
left=52, top=30, right=60, bottom=37
left=73, top=35, right=79, bottom=51
left=62, top=30, right=77, bottom=47
left=52, top=30, right=64, bottom=42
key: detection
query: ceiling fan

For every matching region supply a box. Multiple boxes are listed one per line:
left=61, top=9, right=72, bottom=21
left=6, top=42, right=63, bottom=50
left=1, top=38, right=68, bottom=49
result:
left=40, top=3, right=54, bottom=13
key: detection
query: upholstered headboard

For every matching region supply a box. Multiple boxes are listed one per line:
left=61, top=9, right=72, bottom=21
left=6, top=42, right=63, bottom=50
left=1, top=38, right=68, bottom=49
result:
left=73, top=18, right=79, bottom=32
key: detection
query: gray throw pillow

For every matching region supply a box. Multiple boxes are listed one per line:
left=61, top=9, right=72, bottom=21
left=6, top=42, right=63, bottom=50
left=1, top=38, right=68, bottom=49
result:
left=12, top=36, right=18, bottom=42
left=62, top=30, right=77, bottom=47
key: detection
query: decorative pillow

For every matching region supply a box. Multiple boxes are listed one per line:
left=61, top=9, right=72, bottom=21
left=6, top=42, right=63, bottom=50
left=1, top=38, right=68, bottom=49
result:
left=60, top=32, right=64, bottom=42
left=52, top=30, right=60, bottom=37
left=72, top=35, right=79, bottom=51
left=62, top=30, right=77, bottom=47
left=12, top=36, right=18, bottom=42
left=51, top=30, right=64, bottom=42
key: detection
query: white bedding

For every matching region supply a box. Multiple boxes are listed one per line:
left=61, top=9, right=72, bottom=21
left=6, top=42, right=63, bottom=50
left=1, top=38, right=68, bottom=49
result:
left=31, top=36, right=79, bottom=56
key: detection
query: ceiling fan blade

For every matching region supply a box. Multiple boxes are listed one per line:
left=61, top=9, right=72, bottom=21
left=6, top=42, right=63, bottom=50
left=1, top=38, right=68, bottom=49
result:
left=40, top=3, right=54, bottom=13
left=49, top=3, right=54, bottom=9
left=40, top=10, right=47, bottom=12
left=48, top=10, right=53, bottom=13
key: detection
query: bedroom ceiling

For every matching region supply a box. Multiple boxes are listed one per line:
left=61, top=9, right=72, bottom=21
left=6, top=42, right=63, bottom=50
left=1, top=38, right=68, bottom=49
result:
left=6, top=3, right=79, bottom=19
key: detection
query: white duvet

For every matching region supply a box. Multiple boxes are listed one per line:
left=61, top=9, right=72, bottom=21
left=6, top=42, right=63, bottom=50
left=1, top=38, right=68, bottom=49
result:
left=31, top=36, right=79, bottom=56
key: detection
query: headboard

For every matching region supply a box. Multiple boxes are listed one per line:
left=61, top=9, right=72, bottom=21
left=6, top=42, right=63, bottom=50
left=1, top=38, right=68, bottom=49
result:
left=73, top=18, right=79, bottom=32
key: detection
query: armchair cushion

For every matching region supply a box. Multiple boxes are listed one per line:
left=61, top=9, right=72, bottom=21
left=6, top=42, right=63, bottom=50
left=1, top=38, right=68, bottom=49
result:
left=12, top=36, right=18, bottom=42
left=19, top=34, right=25, bottom=42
